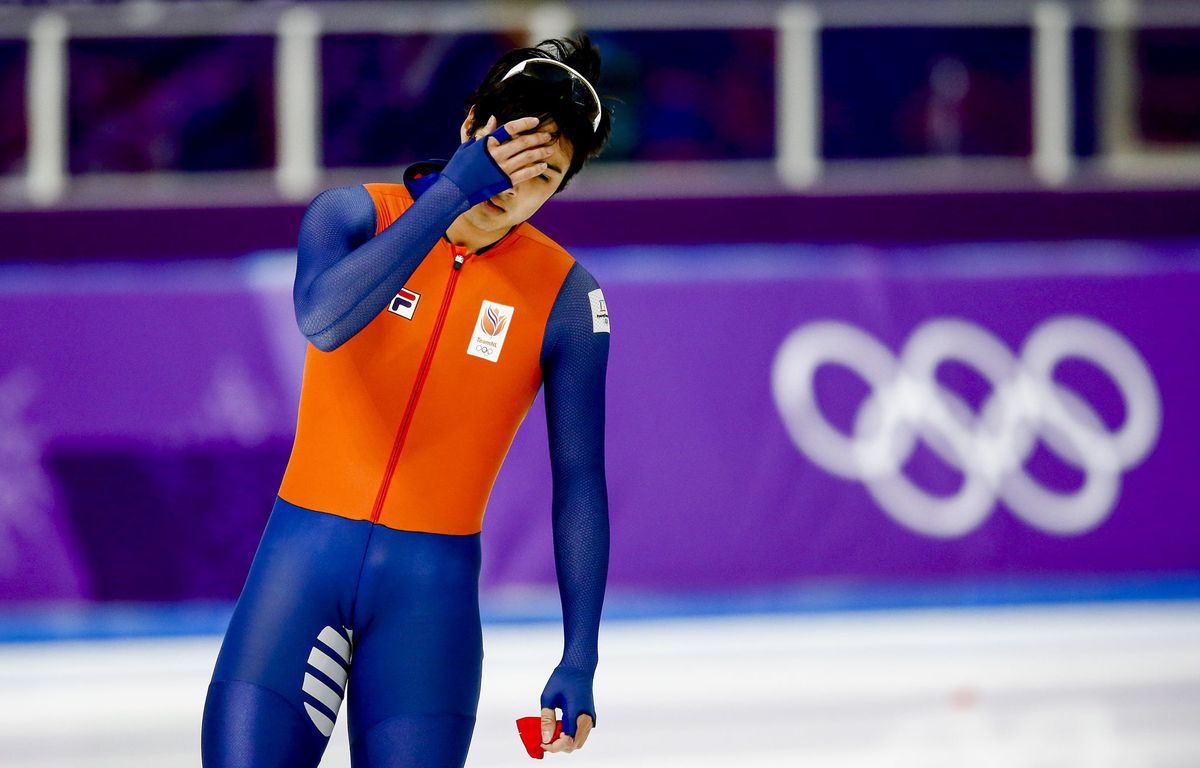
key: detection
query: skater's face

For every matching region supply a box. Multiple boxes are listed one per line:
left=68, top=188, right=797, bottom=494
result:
left=456, top=113, right=574, bottom=235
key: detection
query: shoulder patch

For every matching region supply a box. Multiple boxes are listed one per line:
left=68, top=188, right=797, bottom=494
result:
left=588, top=288, right=609, bottom=333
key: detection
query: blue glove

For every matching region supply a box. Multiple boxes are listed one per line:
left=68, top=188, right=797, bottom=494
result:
left=439, top=125, right=514, bottom=206
left=540, top=663, right=596, bottom=739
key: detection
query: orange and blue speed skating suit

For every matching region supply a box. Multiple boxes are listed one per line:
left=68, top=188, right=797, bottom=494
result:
left=201, top=129, right=610, bottom=768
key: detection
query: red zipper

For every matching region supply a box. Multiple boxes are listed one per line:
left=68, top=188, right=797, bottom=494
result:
left=368, top=245, right=468, bottom=524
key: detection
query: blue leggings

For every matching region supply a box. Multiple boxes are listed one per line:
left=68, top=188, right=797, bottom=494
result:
left=202, top=498, right=483, bottom=767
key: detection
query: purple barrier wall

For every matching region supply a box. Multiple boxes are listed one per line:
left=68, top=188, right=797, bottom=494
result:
left=4, top=188, right=1200, bottom=262
left=1, top=241, right=1198, bottom=604
left=486, top=241, right=1200, bottom=592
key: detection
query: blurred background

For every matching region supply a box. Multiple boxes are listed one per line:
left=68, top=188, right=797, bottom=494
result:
left=1, top=0, right=1199, bottom=765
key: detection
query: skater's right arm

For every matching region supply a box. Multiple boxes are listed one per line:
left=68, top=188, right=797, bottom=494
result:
left=293, top=116, right=548, bottom=351
left=292, top=180, right=466, bottom=352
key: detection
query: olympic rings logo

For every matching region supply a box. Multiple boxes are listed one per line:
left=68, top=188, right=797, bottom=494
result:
left=770, top=316, right=1161, bottom=538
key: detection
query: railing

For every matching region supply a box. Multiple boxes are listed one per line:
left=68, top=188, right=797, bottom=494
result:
left=1, top=0, right=1198, bottom=208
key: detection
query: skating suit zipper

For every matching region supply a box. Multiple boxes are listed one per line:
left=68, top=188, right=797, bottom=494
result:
left=368, top=245, right=468, bottom=524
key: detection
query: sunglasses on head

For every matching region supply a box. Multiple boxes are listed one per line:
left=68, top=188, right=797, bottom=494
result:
left=500, top=57, right=602, bottom=133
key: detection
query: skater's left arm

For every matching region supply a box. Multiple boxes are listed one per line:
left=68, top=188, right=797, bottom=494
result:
left=537, top=262, right=611, bottom=753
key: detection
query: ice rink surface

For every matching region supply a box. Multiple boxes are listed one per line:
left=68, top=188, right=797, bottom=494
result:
left=1, top=601, right=1198, bottom=767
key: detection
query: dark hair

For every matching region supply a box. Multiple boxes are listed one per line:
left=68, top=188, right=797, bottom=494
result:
left=464, top=34, right=613, bottom=192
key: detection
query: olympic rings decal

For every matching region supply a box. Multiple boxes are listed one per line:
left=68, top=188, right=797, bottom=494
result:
left=770, top=316, right=1162, bottom=539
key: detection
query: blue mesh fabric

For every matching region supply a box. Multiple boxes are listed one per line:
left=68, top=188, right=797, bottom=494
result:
left=293, top=133, right=511, bottom=351
left=203, top=498, right=484, bottom=767
left=202, top=680, right=330, bottom=768
left=440, top=128, right=512, bottom=206
left=292, top=180, right=468, bottom=351
left=350, top=712, right=475, bottom=768
left=538, top=262, right=611, bottom=736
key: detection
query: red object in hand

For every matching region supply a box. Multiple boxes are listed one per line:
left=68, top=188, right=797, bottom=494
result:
left=516, top=716, right=562, bottom=759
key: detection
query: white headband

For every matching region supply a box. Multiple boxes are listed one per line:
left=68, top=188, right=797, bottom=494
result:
left=500, top=57, right=602, bottom=132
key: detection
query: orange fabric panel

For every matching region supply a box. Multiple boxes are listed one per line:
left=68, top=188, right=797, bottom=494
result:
left=380, top=234, right=569, bottom=533
left=279, top=183, right=576, bottom=535
left=362, top=183, right=409, bottom=235
left=278, top=244, right=450, bottom=520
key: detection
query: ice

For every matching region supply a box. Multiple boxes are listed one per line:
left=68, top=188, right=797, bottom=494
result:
left=0, top=602, right=1197, bottom=767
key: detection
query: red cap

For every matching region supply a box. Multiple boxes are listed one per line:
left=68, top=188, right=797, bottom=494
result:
left=516, top=716, right=562, bottom=759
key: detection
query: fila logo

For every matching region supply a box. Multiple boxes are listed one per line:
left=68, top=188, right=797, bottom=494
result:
left=468, top=300, right=515, bottom=363
left=388, top=288, right=420, bottom=320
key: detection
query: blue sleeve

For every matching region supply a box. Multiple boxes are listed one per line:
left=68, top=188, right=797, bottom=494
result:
left=293, top=132, right=512, bottom=351
left=537, top=262, right=611, bottom=737
left=292, top=180, right=469, bottom=351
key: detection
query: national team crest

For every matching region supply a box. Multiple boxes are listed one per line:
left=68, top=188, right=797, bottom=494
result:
left=468, top=300, right=515, bottom=363
left=481, top=305, right=509, bottom=336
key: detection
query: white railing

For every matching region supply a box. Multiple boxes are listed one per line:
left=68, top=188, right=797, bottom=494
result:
left=1, top=0, right=1197, bottom=208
